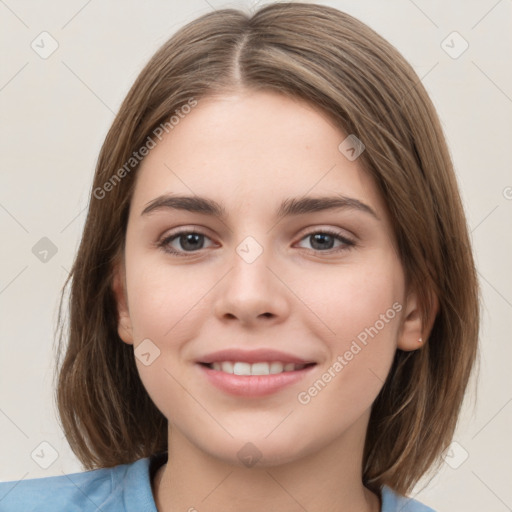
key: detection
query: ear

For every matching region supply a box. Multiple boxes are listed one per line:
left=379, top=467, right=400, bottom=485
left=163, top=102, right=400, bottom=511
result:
left=397, top=287, right=439, bottom=351
left=111, top=260, right=134, bottom=346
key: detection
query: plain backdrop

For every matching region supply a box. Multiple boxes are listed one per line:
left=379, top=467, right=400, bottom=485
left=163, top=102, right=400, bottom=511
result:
left=1, top=1, right=511, bottom=510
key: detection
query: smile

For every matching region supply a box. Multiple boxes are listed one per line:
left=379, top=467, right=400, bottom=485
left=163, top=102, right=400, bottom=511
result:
left=203, top=361, right=312, bottom=375
left=197, top=362, right=317, bottom=397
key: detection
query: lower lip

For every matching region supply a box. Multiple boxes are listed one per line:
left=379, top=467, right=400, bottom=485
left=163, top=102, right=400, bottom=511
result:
left=197, top=364, right=316, bottom=397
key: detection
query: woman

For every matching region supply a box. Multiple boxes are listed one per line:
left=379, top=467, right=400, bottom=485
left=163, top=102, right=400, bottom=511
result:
left=0, top=3, right=479, bottom=511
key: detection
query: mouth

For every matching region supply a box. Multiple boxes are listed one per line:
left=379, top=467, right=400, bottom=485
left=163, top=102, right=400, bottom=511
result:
left=196, top=353, right=317, bottom=396
left=199, top=361, right=316, bottom=376
left=196, top=348, right=318, bottom=396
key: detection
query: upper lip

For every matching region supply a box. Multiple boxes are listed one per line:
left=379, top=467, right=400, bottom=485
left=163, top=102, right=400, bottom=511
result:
left=197, top=348, right=316, bottom=365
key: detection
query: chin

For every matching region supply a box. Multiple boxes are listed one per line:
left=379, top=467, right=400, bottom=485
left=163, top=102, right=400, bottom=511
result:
left=203, top=433, right=317, bottom=469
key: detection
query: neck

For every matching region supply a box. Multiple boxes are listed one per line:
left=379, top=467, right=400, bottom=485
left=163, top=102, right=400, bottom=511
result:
left=152, top=411, right=380, bottom=512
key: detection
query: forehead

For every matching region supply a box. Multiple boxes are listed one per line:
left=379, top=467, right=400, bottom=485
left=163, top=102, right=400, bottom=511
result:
left=131, top=90, right=387, bottom=219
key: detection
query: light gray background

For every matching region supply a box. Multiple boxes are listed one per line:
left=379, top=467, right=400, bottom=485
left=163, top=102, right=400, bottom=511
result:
left=1, top=1, right=511, bottom=510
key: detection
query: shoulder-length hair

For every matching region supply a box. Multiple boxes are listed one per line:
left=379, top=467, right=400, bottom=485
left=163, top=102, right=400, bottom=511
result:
left=55, top=2, right=479, bottom=495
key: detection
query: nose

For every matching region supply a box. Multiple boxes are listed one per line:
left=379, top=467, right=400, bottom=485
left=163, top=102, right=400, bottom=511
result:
left=212, top=243, right=291, bottom=327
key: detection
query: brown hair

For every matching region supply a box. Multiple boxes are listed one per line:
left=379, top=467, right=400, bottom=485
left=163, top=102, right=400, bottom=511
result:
left=54, top=2, right=480, bottom=495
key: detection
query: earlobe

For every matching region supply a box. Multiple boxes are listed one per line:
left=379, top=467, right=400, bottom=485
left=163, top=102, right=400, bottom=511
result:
left=111, top=264, right=134, bottom=346
left=397, top=288, right=439, bottom=352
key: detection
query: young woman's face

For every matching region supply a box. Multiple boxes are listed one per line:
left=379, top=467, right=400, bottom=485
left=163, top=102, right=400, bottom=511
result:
left=115, top=90, right=420, bottom=466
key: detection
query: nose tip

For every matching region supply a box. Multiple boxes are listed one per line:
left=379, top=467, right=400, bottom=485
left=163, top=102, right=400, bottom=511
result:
left=213, top=255, right=290, bottom=327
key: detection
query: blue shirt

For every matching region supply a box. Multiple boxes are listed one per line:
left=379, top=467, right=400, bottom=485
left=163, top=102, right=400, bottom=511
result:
left=0, top=452, right=436, bottom=511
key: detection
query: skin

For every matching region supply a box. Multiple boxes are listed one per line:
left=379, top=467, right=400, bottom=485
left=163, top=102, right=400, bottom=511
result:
left=113, top=90, right=435, bottom=512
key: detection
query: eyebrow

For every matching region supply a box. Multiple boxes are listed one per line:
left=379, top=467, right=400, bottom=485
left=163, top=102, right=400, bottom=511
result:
left=141, top=194, right=380, bottom=221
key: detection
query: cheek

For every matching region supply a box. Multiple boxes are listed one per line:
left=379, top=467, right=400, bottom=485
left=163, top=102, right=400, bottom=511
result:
left=294, top=255, right=404, bottom=414
left=124, top=260, right=201, bottom=421
left=304, top=254, right=405, bottom=346
left=298, top=257, right=404, bottom=402
left=123, top=255, right=216, bottom=420
left=124, top=256, right=209, bottom=342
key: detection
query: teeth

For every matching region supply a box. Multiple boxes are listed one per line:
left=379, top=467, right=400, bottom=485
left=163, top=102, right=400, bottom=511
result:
left=233, top=362, right=251, bottom=375
left=251, top=362, right=270, bottom=375
left=208, top=361, right=308, bottom=375
left=269, top=362, right=284, bottom=374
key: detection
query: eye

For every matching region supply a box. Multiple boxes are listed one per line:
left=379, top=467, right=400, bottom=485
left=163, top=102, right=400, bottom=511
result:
left=157, top=228, right=356, bottom=257
left=158, top=229, right=215, bottom=256
left=296, top=229, right=355, bottom=253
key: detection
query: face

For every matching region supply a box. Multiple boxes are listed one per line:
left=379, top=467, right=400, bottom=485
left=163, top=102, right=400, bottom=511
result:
left=114, top=90, right=423, bottom=467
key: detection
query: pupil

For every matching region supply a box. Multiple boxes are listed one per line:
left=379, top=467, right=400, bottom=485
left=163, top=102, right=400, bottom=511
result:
left=181, top=233, right=202, bottom=251
left=312, top=233, right=333, bottom=250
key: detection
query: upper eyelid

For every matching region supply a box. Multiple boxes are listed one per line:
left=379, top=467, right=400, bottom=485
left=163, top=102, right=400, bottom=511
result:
left=161, top=225, right=355, bottom=239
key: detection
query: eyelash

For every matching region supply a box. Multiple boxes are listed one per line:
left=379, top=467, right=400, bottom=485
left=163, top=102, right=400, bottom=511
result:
left=157, top=228, right=356, bottom=257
